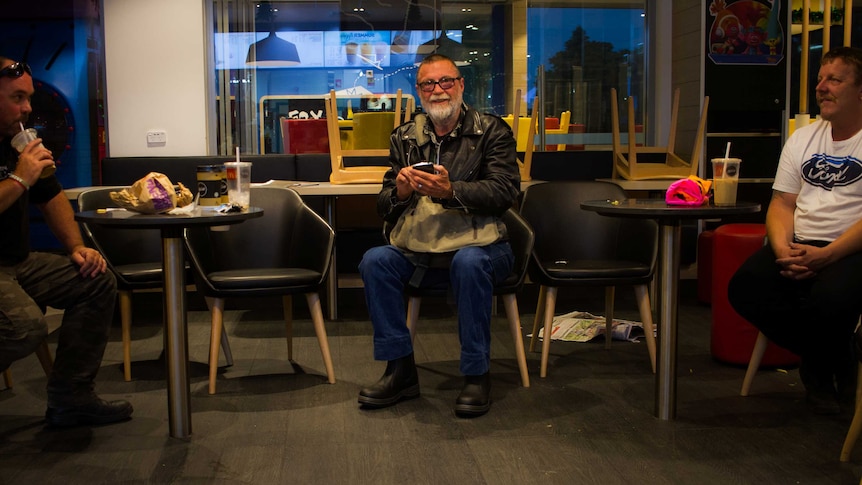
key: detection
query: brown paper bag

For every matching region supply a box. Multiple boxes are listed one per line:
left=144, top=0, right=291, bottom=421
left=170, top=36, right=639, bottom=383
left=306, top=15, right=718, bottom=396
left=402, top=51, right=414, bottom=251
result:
left=110, top=172, right=194, bottom=214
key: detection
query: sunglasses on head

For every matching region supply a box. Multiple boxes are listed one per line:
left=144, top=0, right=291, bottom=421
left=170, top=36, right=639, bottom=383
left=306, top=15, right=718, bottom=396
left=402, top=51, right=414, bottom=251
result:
left=0, top=62, right=32, bottom=79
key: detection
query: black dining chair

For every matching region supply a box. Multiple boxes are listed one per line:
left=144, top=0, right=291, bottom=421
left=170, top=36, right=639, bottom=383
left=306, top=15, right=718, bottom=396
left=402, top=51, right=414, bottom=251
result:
left=403, top=208, right=533, bottom=387
left=183, top=186, right=336, bottom=394
left=519, top=181, right=658, bottom=378
left=78, top=187, right=233, bottom=381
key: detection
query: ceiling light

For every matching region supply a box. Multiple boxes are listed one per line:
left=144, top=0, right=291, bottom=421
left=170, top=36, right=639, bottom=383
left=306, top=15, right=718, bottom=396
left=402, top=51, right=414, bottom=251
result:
left=246, top=32, right=301, bottom=67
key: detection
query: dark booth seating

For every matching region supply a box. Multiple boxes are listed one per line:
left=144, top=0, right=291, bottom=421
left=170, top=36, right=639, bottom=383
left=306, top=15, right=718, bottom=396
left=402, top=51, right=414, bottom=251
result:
left=525, top=150, right=614, bottom=181
left=100, top=154, right=300, bottom=187
left=100, top=150, right=615, bottom=188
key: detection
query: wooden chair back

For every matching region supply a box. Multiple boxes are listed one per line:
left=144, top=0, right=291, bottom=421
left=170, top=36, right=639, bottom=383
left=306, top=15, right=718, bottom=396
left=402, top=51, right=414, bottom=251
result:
left=325, top=90, right=406, bottom=184
left=510, top=89, right=538, bottom=182
left=611, top=87, right=709, bottom=180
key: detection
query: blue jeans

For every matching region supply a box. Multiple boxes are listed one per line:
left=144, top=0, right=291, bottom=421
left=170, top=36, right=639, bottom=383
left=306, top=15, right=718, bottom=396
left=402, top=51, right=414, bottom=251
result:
left=359, top=242, right=514, bottom=376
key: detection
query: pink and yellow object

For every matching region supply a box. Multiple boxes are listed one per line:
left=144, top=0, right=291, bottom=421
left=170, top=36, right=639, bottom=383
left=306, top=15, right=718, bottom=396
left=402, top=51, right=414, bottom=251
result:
left=665, top=176, right=712, bottom=206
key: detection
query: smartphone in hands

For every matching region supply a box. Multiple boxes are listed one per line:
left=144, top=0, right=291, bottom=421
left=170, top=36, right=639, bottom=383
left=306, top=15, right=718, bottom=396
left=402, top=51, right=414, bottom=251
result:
left=412, top=162, right=435, bottom=174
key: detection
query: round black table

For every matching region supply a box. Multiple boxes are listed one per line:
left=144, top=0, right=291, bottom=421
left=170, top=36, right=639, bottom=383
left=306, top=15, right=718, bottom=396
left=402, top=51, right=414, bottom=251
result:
left=75, top=207, right=263, bottom=438
left=581, top=198, right=761, bottom=420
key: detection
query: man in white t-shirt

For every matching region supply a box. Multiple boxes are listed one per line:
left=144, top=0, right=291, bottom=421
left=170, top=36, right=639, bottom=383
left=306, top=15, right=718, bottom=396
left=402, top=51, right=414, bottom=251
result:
left=729, top=47, right=862, bottom=415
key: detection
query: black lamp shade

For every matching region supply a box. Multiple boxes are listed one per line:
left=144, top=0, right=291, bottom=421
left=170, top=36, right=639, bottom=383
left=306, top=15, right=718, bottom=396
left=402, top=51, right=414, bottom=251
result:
left=414, top=32, right=470, bottom=66
left=246, top=32, right=300, bottom=67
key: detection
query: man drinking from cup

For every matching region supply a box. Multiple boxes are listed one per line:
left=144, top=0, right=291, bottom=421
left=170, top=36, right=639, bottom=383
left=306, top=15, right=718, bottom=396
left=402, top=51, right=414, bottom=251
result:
left=728, top=47, right=862, bottom=415
left=0, top=56, right=133, bottom=426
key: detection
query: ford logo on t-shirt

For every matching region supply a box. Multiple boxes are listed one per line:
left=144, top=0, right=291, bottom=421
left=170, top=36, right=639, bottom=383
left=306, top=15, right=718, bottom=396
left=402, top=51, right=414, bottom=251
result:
left=801, top=154, right=862, bottom=190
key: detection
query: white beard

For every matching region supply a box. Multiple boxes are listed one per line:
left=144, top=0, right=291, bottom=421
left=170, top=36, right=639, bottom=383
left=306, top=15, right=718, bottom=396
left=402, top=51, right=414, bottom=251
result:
left=425, top=93, right=462, bottom=125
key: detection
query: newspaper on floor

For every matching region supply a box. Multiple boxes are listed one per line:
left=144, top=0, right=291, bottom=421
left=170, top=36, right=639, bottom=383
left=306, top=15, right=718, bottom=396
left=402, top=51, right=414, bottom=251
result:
left=531, top=311, right=643, bottom=343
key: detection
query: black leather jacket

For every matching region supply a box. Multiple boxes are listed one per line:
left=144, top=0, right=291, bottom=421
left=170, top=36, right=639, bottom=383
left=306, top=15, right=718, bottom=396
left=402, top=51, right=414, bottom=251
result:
left=377, top=103, right=520, bottom=224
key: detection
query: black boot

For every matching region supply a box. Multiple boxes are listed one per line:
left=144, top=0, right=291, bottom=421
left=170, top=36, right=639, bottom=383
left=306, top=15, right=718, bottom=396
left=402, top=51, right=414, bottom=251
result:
left=800, top=359, right=840, bottom=415
left=455, top=372, right=491, bottom=417
left=358, top=353, right=419, bottom=408
left=46, top=395, right=134, bottom=427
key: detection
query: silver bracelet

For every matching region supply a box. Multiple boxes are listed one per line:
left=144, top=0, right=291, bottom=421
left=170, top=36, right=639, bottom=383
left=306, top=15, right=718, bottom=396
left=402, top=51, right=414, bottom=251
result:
left=7, top=174, right=29, bottom=190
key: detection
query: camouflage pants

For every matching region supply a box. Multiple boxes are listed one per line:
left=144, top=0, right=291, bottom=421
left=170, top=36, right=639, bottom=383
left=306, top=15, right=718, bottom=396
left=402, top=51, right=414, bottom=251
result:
left=0, top=251, right=116, bottom=405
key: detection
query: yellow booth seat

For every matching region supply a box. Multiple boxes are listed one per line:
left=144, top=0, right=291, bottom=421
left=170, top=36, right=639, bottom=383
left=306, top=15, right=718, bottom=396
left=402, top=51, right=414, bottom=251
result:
left=501, top=116, right=533, bottom=152
left=351, top=112, right=396, bottom=150
left=338, top=119, right=353, bottom=150
left=502, top=111, right=571, bottom=152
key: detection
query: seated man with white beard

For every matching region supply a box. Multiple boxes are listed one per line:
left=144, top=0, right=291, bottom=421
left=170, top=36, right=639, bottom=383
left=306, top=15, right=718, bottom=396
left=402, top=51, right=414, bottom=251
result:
left=357, top=54, right=520, bottom=417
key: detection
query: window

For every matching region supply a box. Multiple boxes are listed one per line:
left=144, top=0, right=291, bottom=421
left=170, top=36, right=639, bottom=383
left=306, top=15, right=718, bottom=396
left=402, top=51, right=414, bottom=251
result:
left=528, top=3, right=646, bottom=137
left=210, top=0, right=647, bottom=155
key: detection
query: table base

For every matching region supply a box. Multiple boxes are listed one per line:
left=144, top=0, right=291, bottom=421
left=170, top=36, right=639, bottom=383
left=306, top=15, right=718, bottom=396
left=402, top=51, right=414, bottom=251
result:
left=656, top=223, right=680, bottom=420
left=163, top=232, right=191, bottom=439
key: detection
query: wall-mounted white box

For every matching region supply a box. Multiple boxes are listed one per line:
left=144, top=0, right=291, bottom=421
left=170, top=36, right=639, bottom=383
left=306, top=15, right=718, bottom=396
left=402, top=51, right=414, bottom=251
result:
left=147, top=130, right=167, bottom=145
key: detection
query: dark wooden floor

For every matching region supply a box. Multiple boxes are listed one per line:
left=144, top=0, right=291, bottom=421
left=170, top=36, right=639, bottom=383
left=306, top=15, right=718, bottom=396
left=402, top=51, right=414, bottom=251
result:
left=1, top=282, right=861, bottom=484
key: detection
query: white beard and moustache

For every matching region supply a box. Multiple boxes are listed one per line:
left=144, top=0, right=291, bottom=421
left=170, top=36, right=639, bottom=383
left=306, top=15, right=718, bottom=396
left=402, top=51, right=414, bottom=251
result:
left=425, top=91, right=462, bottom=126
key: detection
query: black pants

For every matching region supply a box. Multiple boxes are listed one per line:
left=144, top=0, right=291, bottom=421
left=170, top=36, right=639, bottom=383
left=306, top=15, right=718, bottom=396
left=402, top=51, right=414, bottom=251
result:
left=0, top=252, right=117, bottom=405
left=728, top=244, right=862, bottom=378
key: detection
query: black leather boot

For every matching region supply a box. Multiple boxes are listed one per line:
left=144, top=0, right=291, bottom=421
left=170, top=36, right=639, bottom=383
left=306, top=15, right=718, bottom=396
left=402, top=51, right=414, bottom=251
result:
left=46, top=395, right=134, bottom=427
left=454, top=372, right=491, bottom=417
left=358, top=353, right=419, bottom=408
left=799, top=359, right=840, bottom=415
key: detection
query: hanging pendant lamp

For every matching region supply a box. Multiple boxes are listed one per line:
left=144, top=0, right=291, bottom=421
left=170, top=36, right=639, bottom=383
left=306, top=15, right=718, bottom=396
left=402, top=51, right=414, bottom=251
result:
left=415, top=31, right=471, bottom=66
left=246, top=32, right=300, bottom=67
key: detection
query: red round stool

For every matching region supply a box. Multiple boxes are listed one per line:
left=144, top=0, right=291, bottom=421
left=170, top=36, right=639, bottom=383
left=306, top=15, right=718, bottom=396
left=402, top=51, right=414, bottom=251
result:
left=697, top=230, right=714, bottom=304
left=711, top=223, right=799, bottom=366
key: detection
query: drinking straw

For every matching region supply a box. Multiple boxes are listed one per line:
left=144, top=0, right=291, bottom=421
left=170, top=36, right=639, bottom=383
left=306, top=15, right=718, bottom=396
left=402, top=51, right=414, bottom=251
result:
left=720, top=142, right=731, bottom=179
left=235, top=146, right=240, bottom=163
left=19, top=122, right=24, bottom=133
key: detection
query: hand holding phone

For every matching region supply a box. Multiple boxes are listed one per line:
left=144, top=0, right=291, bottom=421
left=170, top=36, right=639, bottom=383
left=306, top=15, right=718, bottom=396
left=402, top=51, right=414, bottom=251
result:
left=411, top=162, right=435, bottom=174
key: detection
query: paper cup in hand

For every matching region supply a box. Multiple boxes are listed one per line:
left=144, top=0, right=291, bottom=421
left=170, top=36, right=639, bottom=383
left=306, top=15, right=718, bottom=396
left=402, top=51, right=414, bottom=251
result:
left=11, top=128, right=56, bottom=178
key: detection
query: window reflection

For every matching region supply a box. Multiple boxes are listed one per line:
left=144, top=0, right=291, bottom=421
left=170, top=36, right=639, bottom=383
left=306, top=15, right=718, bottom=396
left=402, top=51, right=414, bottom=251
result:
left=528, top=4, right=646, bottom=143
left=212, top=1, right=647, bottom=155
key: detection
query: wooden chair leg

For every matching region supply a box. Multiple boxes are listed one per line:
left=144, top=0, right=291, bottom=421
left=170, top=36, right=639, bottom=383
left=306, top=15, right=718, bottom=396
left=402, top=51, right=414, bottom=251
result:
left=35, top=339, right=53, bottom=376
left=634, top=284, right=657, bottom=373
left=283, top=295, right=293, bottom=361
left=220, top=325, right=234, bottom=367
left=740, top=331, right=769, bottom=396
left=207, top=297, right=226, bottom=395
left=306, top=293, right=335, bottom=384
left=2, top=338, right=52, bottom=390
left=840, top=362, right=862, bottom=462
left=406, top=296, right=421, bottom=343
left=530, top=285, right=548, bottom=353
left=502, top=294, right=530, bottom=387
left=205, top=296, right=233, bottom=368
left=604, top=286, right=615, bottom=350
left=123, top=290, right=226, bottom=380
left=119, top=289, right=133, bottom=381
left=540, top=287, right=558, bottom=378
